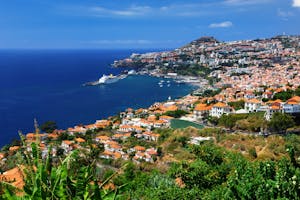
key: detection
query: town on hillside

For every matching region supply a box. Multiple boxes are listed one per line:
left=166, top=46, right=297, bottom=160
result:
left=1, top=35, right=300, bottom=192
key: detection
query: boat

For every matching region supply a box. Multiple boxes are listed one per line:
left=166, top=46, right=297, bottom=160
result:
left=98, top=74, right=120, bottom=84
left=127, top=70, right=136, bottom=75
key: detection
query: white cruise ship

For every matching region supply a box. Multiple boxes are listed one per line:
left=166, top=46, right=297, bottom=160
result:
left=98, top=74, right=120, bottom=84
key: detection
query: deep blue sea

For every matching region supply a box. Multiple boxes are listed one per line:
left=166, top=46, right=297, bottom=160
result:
left=0, top=49, right=195, bottom=147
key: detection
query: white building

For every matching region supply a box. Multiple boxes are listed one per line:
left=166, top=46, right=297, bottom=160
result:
left=244, top=99, right=261, bottom=113
left=210, top=102, right=232, bottom=118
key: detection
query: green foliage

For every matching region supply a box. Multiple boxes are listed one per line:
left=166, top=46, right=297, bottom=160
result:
left=248, top=147, right=257, bottom=159
left=163, top=110, right=188, bottom=118
left=57, top=132, right=75, bottom=141
left=1, top=140, right=122, bottom=200
left=273, top=90, right=294, bottom=101
left=228, top=100, right=245, bottom=110
left=218, top=114, right=248, bottom=129
left=268, top=112, right=295, bottom=133
left=40, top=121, right=58, bottom=133
left=295, top=86, right=300, bottom=96
left=200, top=89, right=222, bottom=97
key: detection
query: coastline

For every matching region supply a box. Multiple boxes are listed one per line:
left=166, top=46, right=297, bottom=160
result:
left=0, top=73, right=195, bottom=148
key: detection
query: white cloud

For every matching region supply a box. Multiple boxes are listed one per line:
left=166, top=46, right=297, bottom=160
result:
left=293, top=0, right=300, bottom=7
left=224, top=0, right=271, bottom=6
left=277, top=9, right=294, bottom=19
left=61, top=3, right=219, bottom=18
left=209, top=21, right=233, bottom=28
left=90, top=5, right=151, bottom=17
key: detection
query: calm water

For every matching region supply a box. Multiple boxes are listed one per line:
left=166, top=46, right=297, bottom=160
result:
left=0, top=49, right=195, bottom=147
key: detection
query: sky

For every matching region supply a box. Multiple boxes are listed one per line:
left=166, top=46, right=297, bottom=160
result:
left=0, top=0, right=299, bottom=49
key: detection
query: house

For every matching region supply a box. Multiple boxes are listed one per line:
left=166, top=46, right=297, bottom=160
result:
left=75, top=138, right=86, bottom=143
left=244, top=91, right=255, bottom=99
left=95, top=135, right=111, bottom=143
left=0, top=166, right=25, bottom=190
left=265, top=105, right=282, bottom=121
left=133, top=152, right=153, bottom=163
left=141, top=131, right=160, bottom=141
left=282, top=96, right=300, bottom=114
left=0, top=153, right=5, bottom=160
left=100, top=150, right=122, bottom=160
left=118, top=125, right=134, bottom=132
left=193, top=103, right=211, bottom=119
left=244, top=99, right=261, bottom=113
left=262, top=91, right=273, bottom=99
left=159, top=115, right=174, bottom=122
left=283, top=102, right=300, bottom=114
left=112, top=133, right=131, bottom=140
left=210, top=102, right=232, bottom=118
left=67, top=126, right=87, bottom=134
left=9, top=146, right=20, bottom=152
left=153, top=120, right=167, bottom=128
left=61, top=140, right=74, bottom=152
left=189, top=136, right=213, bottom=145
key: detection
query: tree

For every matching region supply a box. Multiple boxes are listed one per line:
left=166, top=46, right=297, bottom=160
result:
left=272, top=90, right=294, bottom=101
left=164, top=110, right=188, bottom=118
left=40, top=121, right=58, bottom=133
left=228, top=100, right=245, bottom=110
left=268, top=112, right=295, bottom=133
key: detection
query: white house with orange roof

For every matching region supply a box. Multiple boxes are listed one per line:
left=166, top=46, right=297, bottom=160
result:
left=265, top=105, right=283, bottom=121
left=210, top=102, right=232, bottom=118
left=193, top=103, right=211, bottom=119
left=118, top=124, right=134, bottom=132
left=244, top=98, right=262, bottom=113
left=61, top=140, right=74, bottom=153
left=95, top=135, right=111, bottom=143
left=67, top=126, right=87, bottom=134
left=282, top=96, right=300, bottom=114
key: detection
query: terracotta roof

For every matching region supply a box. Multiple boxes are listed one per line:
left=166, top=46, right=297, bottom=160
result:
left=134, top=146, right=146, bottom=152
left=160, top=115, right=174, bottom=120
left=9, top=146, right=20, bottom=152
left=62, top=140, right=73, bottom=145
left=0, top=166, right=25, bottom=190
left=75, top=138, right=86, bottom=143
left=96, top=135, right=110, bottom=141
left=194, top=103, right=211, bottom=111
left=271, top=105, right=281, bottom=110
left=246, top=99, right=261, bottom=104
left=213, top=102, right=228, bottom=108
left=288, top=96, right=300, bottom=102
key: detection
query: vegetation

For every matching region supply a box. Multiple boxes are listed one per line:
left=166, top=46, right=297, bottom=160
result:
left=199, top=89, right=222, bottom=97
left=268, top=112, right=296, bottom=133
left=40, top=121, right=58, bottom=133
left=228, top=100, right=245, bottom=110
left=1, top=128, right=300, bottom=199
left=163, top=110, right=188, bottom=118
left=273, top=90, right=294, bottom=101
left=122, top=141, right=300, bottom=199
left=1, top=142, right=121, bottom=199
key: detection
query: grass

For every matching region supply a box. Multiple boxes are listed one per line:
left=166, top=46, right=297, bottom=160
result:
left=170, top=119, right=204, bottom=129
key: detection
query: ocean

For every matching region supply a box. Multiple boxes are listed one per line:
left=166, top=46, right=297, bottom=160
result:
left=0, top=49, right=195, bottom=147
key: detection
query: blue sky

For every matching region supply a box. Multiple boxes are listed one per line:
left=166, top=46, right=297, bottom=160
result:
left=0, top=0, right=299, bottom=49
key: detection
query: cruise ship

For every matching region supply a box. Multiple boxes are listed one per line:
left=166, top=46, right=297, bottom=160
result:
left=98, top=74, right=120, bottom=84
